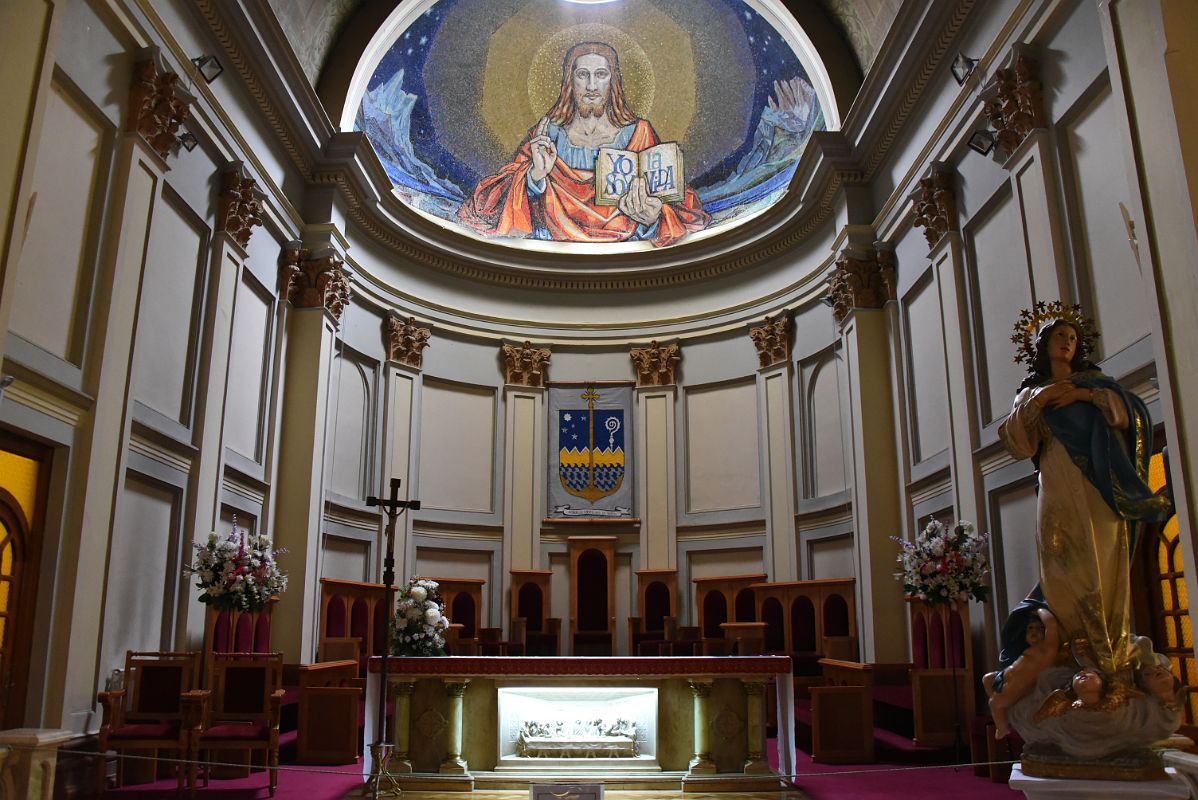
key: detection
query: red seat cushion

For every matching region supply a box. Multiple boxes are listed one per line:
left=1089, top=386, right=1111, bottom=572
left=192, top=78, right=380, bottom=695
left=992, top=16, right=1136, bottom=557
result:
left=110, top=721, right=181, bottom=740
left=201, top=723, right=269, bottom=741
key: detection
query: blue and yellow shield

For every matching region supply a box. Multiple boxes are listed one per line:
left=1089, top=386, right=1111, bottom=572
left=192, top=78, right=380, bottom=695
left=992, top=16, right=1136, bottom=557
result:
left=558, top=388, right=625, bottom=503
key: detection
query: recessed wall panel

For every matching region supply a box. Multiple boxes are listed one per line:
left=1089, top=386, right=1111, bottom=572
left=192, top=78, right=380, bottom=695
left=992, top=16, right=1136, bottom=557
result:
left=133, top=194, right=207, bottom=424
left=1063, top=85, right=1151, bottom=357
left=991, top=479, right=1039, bottom=619
left=967, top=190, right=1033, bottom=426
left=808, top=358, right=846, bottom=496
left=322, top=535, right=371, bottom=582
left=9, top=80, right=108, bottom=362
left=225, top=276, right=272, bottom=462
left=688, top=546, right=764, bottom=580
left=685, top=381, right=760, bottom=513
left=903, top=275, right=949, bottom=462
left=809, top=535, right=854, bottom=579
left=418, top=380, right=496, bottom=512
left=329, top=357, right=372, bottom=499
left=100, top=475, right=179, bottom=675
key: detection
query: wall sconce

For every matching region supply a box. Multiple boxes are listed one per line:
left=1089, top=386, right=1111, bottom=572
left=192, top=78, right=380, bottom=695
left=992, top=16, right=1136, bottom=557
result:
left=951, top=52, right=978, bottom=86
left=177, top=131, right=200, bottom=152
left=0, top=375, right=13, bottom=403
left=820, top=294, right=835, bottom=308
left=191, top=55, right=224, bottom=84
left=967, top=130, right=996, bottom=156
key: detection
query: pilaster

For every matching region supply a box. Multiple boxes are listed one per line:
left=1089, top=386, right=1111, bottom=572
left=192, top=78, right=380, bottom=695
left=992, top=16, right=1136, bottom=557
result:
left=184, top=163, right=263, bottom=643
left=749, top=316, right=798, bottom=582
left=51, top=100, right=180, bottom=728
left=632, top=341, right=679, bottom=570
left=836, top=247, right=907, bottom=661
left=271, top=235, right=349, bottom=661
left=502, top=341, right=549, bottom=584
left=380, top=313, right=430, bottom=583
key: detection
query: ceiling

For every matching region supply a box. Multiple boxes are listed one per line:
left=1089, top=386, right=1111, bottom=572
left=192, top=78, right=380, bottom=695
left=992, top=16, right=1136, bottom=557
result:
left=266, top=0, right=902, bottom=88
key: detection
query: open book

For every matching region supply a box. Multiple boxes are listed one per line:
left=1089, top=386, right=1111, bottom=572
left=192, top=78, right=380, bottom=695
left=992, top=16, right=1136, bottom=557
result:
left=594, top=142, right=685, bottom=206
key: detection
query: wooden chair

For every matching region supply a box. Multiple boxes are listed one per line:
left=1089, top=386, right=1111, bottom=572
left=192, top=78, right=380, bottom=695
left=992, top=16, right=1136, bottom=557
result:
left=507, top=617, right=527, bottom=656
left=318, top=637, right=361, bottom=666
left=478, top=627, right=504, bottom=656
left=96, top=651, right=204, bottom=795
left=194, top=652, right=284, bottom=796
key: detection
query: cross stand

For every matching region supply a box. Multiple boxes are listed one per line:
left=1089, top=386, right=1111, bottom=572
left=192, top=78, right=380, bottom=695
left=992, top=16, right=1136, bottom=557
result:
left=365, top=477, right=420, bottom=799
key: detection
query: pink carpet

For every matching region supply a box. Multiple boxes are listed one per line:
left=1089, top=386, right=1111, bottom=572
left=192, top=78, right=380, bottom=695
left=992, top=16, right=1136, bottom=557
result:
left=105, top=759, right=363, bottom=800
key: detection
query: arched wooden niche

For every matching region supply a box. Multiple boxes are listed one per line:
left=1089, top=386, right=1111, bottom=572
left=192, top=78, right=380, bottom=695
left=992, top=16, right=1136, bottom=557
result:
left=568, top=536, right=616, bottom=655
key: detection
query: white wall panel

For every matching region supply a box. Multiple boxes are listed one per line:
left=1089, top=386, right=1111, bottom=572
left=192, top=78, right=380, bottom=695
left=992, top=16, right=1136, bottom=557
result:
left=9, top=81, right=107, bottom=362
left=903, top=274, right=949, bottom=462
left=99, top=475, right=179, bottom=675
left=418, top=380, right=496, bottom=512
left=685, top=380, right=761, bottom=513
left=809, top=535, right=855, bottom=579
left=225, top=276, right=272, bottom=461
left=808, top=358, right=847, bottom=496
left=688, top=546, right=764, bottom=580
left=329, top=358, right=371, bottom=498
left=322, top=535, right=370, bottom=582
left=133, top=195, right=206, bottom=423
left=1063, top=85, right=1151, bottom=357
left=966, top=190, right=1033, bottom=426
left=991, top=479, right=1039, bottom=619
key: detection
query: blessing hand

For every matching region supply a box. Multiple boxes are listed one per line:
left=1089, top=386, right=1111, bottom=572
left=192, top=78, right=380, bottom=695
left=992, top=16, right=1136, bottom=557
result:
left=617, top=176, right=663, bottom=226
left=528, top=135, right=557, bottom=183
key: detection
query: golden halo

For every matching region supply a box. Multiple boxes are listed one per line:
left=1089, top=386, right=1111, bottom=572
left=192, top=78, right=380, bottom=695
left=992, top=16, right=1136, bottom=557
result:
left=528, top=24, right=655, bottom=122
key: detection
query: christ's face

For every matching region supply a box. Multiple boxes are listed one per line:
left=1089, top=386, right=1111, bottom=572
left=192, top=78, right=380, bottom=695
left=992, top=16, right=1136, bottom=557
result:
left=573, top=53, right=612, bottom=117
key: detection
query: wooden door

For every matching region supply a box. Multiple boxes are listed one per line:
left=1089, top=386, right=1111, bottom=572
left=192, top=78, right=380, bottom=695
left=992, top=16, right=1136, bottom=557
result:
left=0, top=435, right=48, bottom=728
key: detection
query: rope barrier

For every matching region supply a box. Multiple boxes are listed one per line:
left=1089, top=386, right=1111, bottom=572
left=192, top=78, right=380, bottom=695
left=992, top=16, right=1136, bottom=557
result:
left=0, top=741, right=1020, bottom=781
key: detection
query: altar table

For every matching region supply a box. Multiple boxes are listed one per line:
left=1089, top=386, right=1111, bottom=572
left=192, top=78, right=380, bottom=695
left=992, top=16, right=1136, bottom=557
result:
left=363, top=655, right=795, bottom=787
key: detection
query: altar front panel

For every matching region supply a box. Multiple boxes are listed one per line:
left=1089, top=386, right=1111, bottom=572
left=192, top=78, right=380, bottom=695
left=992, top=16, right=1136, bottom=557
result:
left=364, top=656, right=794, bottom=779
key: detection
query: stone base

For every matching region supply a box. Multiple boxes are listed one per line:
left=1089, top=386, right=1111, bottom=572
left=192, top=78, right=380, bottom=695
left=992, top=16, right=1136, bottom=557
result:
left=439, top=756, right=469, bottom=774
left=1020, top=743, right=1168, bottom=781
left=687, top=755, right=717, bottom=775
left=680, top=774, right=788, bottom=793
left=1010, top=764, right=1189, bottom=799
left=495, top=755, right=661, bottom=772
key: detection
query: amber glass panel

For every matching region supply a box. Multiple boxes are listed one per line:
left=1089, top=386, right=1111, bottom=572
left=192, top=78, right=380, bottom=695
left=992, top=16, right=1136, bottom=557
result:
left=1182, top=615, right=1193, bottom=649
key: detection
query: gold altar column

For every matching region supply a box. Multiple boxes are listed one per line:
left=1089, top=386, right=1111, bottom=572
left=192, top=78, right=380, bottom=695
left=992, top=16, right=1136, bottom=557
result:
left=687, top=679, right=717, bottom=775
left=632, top=341, right=680, bottom=569
left=742, top=679, right=770, bottom=774
left=272, top=234, right=351, bottom=661
left=389, top=680, right=416, bottom=773
left=831, top=248, right=908, bottom=662
left=440, top=680, right=470, bottom=774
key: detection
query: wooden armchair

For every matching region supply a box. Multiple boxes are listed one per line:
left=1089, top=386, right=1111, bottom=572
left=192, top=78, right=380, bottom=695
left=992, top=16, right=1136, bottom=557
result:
left=194, top=652, right=284, bottom=796
left=96, top=651, right=204, bottom=795
left=318, top=636, right=361, bottom=665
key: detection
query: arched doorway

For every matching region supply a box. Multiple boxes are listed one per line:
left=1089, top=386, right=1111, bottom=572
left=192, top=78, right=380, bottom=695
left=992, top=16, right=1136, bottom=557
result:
left=0, top=435, right=48, bottom=728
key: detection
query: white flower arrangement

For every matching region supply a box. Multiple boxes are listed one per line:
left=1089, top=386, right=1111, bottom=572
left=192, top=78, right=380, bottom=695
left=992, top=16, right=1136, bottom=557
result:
left=185, top=526, right=287, bottom=612
left=391, top=577, right=449, bottom=656
left=892, top=519, right=990, bottom=607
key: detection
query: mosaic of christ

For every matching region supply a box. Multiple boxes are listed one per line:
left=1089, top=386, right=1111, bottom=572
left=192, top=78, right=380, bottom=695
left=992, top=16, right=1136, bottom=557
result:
left=354, top=0, right=829, bottom=254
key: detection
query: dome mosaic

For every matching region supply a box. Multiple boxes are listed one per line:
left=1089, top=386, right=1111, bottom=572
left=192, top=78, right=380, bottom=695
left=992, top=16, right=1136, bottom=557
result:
left=347, top=0, right=836, bottom=257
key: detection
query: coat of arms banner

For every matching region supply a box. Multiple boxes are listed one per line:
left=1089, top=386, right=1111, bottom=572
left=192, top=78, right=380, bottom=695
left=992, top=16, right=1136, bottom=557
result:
left=548, top=383, right=634, bottom=520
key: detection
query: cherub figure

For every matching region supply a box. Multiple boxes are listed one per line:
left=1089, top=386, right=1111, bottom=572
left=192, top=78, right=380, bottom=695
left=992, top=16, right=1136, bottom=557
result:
left=1033, top=667, right=1133, bottom=723
left=984, top=608, right=1061, bottom=738
left=1136, top=654, right=1182, bottom=711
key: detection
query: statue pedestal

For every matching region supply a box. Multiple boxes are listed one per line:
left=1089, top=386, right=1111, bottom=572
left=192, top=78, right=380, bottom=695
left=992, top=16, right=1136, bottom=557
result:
left=1010, top=764, right=1189, bottom=800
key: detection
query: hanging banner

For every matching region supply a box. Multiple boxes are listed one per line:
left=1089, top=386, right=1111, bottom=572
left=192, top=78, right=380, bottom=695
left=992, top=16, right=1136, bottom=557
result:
left=548, top=383, right=634, bottom=519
